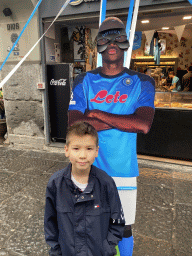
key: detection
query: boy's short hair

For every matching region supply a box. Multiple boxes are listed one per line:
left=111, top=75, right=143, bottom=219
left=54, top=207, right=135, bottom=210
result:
left=66, top=121, right=99, bottom=146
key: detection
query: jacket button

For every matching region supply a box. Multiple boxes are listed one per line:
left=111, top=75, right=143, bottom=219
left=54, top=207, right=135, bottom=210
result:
left=81, top=196, right=84, bottom=199
left=75, top=195, right=77, bottom=198
left=91, top=195, right=93, bottom=198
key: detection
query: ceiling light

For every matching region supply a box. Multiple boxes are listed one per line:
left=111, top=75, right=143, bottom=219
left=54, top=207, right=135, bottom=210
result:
left=183, top=16, right=192, bottom=20
left=162, top=27, right=169, bottom=30
left=141, top=20, right=149, bottom=24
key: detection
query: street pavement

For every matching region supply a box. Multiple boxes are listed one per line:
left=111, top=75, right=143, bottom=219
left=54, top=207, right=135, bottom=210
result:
left=0, top=143, right=192, bottom=256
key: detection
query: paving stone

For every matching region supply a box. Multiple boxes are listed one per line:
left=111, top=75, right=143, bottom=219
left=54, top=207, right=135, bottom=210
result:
left=174, top=179, right=192, bottom=205
left=174, top=204, right=192, bottom=255
left=0, top=171, right=15, bottom=182
left=22, top=150, right=68, bottom=162
left=138, top=168, right=173, bottom=188
left=0, top=149, right=25, bottom=171
left=0, top=193, right=11, bottom=204
left=137, top=182, right=174, bottom=208
left=6, top=156, right=56, bottom=175
left=4, top=208, right=49, bottom=256
left=0, top=251, right=8, bottom=256
left=44, top=161, right=69, bottom=174
left=138, top=159, right=192, bottom=172
left=20, top=174, right=51, bottom=203
left=133, top=233, right=174, bottom=256
left=0, top=193, right=43, bottom=237
left=0, top=148, right=24, bottom=159
left=134, top=202, right=173, bottom=241
left=0, top=173, right=34, bottom=195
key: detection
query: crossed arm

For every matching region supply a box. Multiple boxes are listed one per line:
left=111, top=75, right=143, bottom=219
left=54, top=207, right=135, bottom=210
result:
left=68, top=106, right=155, bottom=134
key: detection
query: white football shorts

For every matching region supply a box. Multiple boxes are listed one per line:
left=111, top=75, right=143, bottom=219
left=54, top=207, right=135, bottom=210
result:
left=112, top=177, right=137, bottom=225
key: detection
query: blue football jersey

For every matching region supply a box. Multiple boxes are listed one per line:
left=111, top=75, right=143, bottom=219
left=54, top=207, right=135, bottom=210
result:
left=68, top=68, right=155, bottom=177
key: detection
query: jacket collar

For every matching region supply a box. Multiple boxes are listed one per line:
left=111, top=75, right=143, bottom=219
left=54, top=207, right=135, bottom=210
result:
left=64, top=163, right=96, bottom=194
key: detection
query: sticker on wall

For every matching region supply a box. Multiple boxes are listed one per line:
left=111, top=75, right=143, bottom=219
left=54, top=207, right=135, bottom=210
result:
left=11, top=33, right=19, bottom=43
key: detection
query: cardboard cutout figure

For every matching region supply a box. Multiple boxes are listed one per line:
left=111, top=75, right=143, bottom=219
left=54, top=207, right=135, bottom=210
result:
left=68, top=17, right=155, bottom=256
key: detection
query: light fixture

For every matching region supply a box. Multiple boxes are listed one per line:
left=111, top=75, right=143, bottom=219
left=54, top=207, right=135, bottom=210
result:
left=3, top=8, right=12, bottom=17
left=141, top=20, right=149, bottom=24
left=183, top=16, right=192, bottom=20
left=162, top=27, right=169, bottom=30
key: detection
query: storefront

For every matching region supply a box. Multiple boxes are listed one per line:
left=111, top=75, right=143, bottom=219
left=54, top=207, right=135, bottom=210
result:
left=38, top=0, right=192, bottom=159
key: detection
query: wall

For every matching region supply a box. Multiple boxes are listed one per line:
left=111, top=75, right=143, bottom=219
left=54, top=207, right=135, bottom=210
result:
left=0, top=0, right=44, bottom=149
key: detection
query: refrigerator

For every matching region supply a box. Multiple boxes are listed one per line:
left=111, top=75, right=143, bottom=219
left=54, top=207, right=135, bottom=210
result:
left=47, top=63, right=73, bottom=141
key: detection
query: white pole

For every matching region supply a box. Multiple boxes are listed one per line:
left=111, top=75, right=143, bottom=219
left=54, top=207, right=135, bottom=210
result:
left=125, top=0, right=140, bottom=69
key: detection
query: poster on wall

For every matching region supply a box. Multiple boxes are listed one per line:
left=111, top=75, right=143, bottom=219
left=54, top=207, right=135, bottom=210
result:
left=144, top=39, right=166, bottom=56
left=133, top=31, right=142, bottom=50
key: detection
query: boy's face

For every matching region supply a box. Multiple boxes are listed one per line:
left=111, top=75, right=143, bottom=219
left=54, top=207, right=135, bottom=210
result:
left=65, top=134, right=99, bottom=174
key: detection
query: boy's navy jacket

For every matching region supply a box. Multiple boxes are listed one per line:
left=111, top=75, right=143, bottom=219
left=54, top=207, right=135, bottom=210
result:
left=44, top=163, right=125, bottom=256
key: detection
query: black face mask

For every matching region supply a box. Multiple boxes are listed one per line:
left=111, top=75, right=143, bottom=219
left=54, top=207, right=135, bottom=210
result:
left=97, top=29, right=129, bottom=53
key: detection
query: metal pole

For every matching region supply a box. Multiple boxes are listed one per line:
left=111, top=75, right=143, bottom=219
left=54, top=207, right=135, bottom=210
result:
left=124, top=0, right=135, bottom=66
left=39, top=18, right=50, bottom=146
left=125, top=0, right=140, bottom=69
left=126, top=0, right=135, bottom=41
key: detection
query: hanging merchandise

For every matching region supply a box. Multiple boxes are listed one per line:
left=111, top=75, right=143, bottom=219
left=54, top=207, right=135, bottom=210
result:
left=174, top=25, right=185, bottom=42
left=149, top=31, right=162, bottom=65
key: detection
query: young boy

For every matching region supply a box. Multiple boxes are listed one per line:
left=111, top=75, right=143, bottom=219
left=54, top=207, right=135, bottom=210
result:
left=44, top=121, right=125, bottom=256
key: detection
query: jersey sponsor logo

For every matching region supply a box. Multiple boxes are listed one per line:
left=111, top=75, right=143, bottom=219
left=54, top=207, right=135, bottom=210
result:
left=90, top=90, right=128, bottom=104
left=123, top=78, right=133, bottom=86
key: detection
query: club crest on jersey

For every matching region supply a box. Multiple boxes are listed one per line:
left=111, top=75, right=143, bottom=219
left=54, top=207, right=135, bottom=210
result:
left=123, top=78, right=133, bottom=86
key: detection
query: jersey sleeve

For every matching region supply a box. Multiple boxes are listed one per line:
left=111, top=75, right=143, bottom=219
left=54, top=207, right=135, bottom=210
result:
left=135, top=78, right=155, bottom=110
left=68, top=73, right=87, bottom=114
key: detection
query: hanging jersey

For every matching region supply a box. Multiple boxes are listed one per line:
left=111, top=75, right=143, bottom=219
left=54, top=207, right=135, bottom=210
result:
left=68, top=68, right=155, bottom=177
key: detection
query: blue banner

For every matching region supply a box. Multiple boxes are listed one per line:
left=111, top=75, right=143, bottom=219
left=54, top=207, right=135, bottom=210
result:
left=133, top=31, right=142, bottom=50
